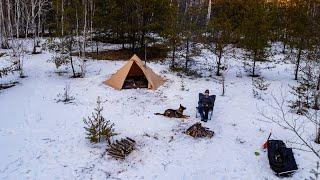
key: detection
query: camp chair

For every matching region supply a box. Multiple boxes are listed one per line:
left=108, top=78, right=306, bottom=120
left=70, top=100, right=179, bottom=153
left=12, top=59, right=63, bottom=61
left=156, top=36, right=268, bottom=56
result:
left=267, top=140, right=298, bottom=177
left=196, top=107, right=213, bottom=120
left=196, top=93, right=216, bottom=120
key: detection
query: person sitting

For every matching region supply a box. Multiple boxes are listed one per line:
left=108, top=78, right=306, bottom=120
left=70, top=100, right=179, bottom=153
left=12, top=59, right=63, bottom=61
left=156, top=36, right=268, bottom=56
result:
left=198, top=89, right=216, bottom=122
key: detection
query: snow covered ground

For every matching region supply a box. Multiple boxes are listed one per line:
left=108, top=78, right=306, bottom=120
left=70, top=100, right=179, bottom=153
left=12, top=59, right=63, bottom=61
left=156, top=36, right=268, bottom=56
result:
left=0, top=42, right=317, bottom=180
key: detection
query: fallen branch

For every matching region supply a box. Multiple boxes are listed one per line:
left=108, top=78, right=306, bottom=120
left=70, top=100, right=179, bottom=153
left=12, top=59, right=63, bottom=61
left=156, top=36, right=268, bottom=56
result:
left=0, top=82, right=18, bottom=90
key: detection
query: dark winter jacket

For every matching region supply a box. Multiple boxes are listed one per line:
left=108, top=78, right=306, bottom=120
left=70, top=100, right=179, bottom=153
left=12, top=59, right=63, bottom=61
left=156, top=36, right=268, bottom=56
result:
left=198, top=93, right=216, bottom=110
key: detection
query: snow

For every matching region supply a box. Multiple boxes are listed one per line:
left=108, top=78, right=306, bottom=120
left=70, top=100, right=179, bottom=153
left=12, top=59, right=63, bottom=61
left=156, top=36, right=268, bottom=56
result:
left=0, top=42, right=317, bottom=180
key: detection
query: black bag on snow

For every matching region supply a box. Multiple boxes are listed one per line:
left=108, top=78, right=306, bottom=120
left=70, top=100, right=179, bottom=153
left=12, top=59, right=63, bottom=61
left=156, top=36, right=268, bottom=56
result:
left=267, top=140, right=298, bottom=177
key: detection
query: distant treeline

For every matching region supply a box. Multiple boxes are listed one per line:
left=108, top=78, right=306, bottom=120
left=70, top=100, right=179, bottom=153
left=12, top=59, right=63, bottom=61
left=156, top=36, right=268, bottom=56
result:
left=0, top=0, right=319, bottom=78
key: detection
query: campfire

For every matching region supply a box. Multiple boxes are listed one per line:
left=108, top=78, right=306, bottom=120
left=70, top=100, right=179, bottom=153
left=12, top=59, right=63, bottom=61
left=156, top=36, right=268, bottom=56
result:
left=107, top=137, right=136, bottom=159
left=185, top=123, right=214, bottom=138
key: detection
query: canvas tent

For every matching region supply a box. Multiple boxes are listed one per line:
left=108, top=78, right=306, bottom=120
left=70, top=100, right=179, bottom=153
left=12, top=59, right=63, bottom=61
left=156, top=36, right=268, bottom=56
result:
left=103, top=55, right=165, bottom=90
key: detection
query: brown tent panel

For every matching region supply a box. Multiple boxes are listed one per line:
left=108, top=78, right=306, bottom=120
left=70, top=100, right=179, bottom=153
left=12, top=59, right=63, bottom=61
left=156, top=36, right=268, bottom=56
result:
left=103, top=55, right=166, bottom=90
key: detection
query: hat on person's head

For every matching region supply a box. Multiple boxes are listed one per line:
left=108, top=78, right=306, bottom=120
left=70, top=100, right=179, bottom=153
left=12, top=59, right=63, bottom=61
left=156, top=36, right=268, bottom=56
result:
left=205, top=89, right=209, bottom=94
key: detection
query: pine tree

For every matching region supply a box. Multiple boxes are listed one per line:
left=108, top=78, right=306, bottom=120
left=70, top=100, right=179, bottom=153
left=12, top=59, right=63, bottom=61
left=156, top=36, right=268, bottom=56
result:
left=180, top=1, right=205, bottom=72
left=56, top=84, right=75, bottom=103
left=205, top=0, right=240, bottom=76
left=239, top=0, right=271, bottom=77
left=162, top=0, right=182, bottom=69
left=286, top=0, right=315, bottom=80
left=83, top=97, right=117, bottom=143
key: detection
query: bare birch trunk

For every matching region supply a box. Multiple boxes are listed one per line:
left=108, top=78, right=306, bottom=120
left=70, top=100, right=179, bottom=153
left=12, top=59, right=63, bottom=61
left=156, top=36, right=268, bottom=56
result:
left=31, top=0, right=36, bottom=53
left=76, top=8, right=80, bottom=57
left=38, top=1, right=41, bottom=38
left=90, top=0, right=94, bottom=53
left=15, top=0, right=20, bottom=38
left=206, top=0, right=212, bottom=25
left=0, top=1, right=9, bottom=48
left=81, top=0, right=88, bottom=77
left=24, top=1, right=30, bottom=39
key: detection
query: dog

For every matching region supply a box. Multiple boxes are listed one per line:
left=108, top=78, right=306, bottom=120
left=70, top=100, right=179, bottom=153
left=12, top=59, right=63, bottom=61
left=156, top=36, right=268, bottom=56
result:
left=155, top=104, right=190, bottom=118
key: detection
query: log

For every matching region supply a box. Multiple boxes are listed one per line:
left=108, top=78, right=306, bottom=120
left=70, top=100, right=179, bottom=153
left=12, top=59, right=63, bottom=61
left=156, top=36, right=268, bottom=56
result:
left=116, top=142, right=127, bottom=150
left=126, top=137, right=136, bottom=143
left=108, top=147, right=125, bottom=155
left=107, top=137, right=136, bottom=159
left=108, top=149, right=125, bottom=156
left=120, top=141, right=132, bottom=148
left=118, top=140, right=130, bottom=147
left=118, top=141, right=134, bottom=151
left=186, top=123, right=214, bottom=138
left=123, top=138, right=135, bottom=145
left=0, top=82, right=18, bottom=90
left=108, top=150, right=124, bottom=156
left=109, top=144, right=120, bottom=150
left=108, top=153, right=125, bottom=159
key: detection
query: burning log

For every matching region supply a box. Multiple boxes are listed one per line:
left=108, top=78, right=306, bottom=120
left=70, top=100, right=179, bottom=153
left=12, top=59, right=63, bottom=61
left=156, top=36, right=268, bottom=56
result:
left=107, top=137, right=136, bottom=159
left=185, top=123, right=214, bottom=138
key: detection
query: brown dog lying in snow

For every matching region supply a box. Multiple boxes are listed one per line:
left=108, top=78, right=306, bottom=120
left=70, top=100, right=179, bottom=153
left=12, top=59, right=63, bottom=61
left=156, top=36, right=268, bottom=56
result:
left=154, top=104, right=190, bottom=118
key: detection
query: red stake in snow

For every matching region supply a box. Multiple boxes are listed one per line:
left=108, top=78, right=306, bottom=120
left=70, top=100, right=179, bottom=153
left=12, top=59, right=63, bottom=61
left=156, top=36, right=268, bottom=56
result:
left=262, top=132, right=272, bottom=149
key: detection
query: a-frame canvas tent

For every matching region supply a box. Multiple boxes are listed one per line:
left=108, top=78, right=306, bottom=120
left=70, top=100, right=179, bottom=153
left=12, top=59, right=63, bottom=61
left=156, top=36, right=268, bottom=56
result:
left=103, top=55, right=166, bottom=90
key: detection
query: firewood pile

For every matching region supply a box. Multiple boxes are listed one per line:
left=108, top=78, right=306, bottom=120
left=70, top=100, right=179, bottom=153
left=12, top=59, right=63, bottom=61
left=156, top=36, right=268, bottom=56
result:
left=107, top=137, right=136, bottom=159
left=186, top=123, right=214, bottom=138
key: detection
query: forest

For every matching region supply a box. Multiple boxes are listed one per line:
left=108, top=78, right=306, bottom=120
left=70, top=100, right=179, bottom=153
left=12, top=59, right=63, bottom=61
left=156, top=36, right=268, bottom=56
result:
left=1, top=0, right=320, bottom=179
left=0, top=0, right=318, bottom=77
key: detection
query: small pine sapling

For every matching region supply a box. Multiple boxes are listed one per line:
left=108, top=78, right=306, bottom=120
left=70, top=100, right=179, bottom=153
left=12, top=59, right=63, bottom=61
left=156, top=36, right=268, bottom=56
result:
left=180, top=77, right=185, bottom=91
left=252, top=77, right=270, bottom=100
left=289, top=65, right=317, bottom=115
left=310, top=162, right=320, bottom=180
left=236, top=70, right=242, bottom=78
left=289, top=85, right=309, bottom=115
left=46, top=37, right=81, bottom=78
left=83, top=97, right=117, bottom=143
left=56, top=84, right=75, bottom=103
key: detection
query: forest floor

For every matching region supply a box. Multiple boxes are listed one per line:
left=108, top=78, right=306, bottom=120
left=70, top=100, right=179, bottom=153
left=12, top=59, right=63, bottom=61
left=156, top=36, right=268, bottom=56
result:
left=74, top=45, right=169, bottom=61
left=0, top=40, right=317, bottom=180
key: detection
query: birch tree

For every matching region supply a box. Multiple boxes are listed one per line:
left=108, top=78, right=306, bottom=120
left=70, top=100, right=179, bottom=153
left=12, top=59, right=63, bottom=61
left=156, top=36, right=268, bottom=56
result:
left=0, top=1, right=10, bottom=49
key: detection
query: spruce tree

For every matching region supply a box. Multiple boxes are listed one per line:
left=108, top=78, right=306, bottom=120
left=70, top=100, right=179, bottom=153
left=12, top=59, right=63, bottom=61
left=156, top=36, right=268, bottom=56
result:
left=83, top=97, right=117, bottom=143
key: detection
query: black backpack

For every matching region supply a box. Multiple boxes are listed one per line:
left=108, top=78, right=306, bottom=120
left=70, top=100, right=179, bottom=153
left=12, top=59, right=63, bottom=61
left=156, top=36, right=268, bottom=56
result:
left=267, top=140, right=298, bottom=177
